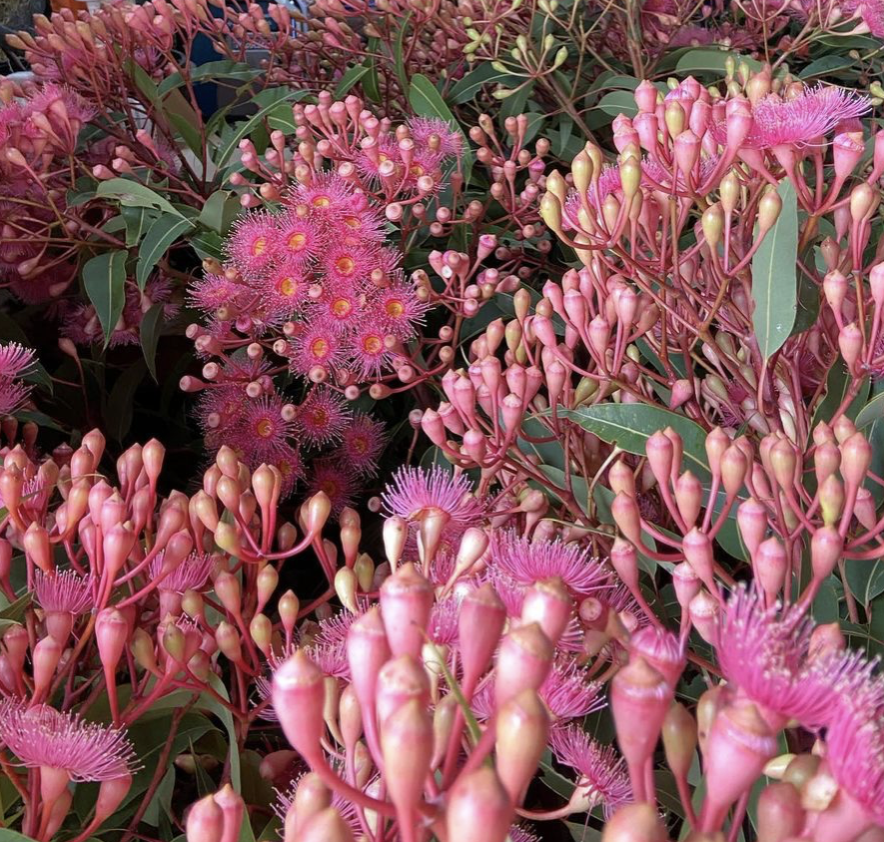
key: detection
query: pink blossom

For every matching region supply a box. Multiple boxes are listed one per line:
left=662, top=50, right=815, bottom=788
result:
left=337, top=413, right=386, bottom=476
left=549, top=724, right=633, bottom=817
left=306, top=457, right=360, bottom=515
left=0, top=702, right=138, bottom=781
left=150, top=551, right=215, bottom=594
left=226, top=212, right=281, bottom=275
left=33, top=569, right=93, bottom=615
left=382, top=466, right=485, bottom=528
left=296, top=387, right=352, bottom=446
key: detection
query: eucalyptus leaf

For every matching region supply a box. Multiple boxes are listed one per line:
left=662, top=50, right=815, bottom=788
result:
left=752, top=178, right=799, bottom=361
left=82, top=250, right=128, bottom=347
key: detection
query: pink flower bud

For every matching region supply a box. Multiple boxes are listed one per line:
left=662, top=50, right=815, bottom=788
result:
left=272, top=651, right=326, bottom=765
left=737, top=498, right=768, bottom=559
left=600, top=803, right=669, bottom=842
left=701, top=701, right=778, bottom=831
left=670, top=379, right=693, bottom=409
left=382, top=516, right=408, bottom=568
left=810, top=526, right=842, bottom=583
left=755, top=537, right=787, bottom=603
left=682, top=528, right=716, bottom=593
left=610, top=657, right=672, bottom=778
left=381, top=699, right=432, bottom=825
left=769, top=439, right=797, bottom=490
left=833, top=132, right=864, bottom=183
left=757, top=781, right=804, bottom=842
left=23, top=523, right=52, bottom=574
left=674, top=471, right=703, bottom=529
left=609, top=460, right=636, bottom=497
left=705, top=427, right=730, bottom=478
left=662, top=703, right=697, bottom=780
left=346, top=607, right=390, bottom=720
left=296, top=808, right=354, bottom=842
left=96, top=608, right=129, bottom=673
left=458, top=583, right=506, bottom=691
left=376, top=655, right=430, bottom=726
left=672, top=562, right=701, bottom=609
left=721, top=445, right=748, bottom=497
left=855, top=487, right=877, bottom=531
left=95, top=774, right=132, bottom=827
left=213, top=785, right=244, bottom=842
left=32, top=635, right=63, bottom=698
left=610, top=538, right=640, bottom=592
left=838, top=323, right=863, bottom=374
left=186, top=795, right=224, bottom=842
left=689, top=590, right=720, bottom=644
left=611, top=492, right=642, bottom=545
left=635, top=81, right=658, bottom=113
left=446, top=767, right=513, bottom=842
left=814, top=441, right=841, bottom=485
left=645, top=431, right=674, bottom=488
left=494, top=689, right=549, bottom=805
left=674, top=130, right=700, bottom=177
left=214, top=571, right=242, bottom=617
left=494, top=623, right=554, bottom=708
left=840, top=431, right=871, bottom=490
left=379, top=562, right=434, bottom=659
left=521, top=577, right=573, bottom=647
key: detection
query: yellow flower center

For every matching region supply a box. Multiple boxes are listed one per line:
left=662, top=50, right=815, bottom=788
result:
left=344, top=216, right=361, bottom=229
left=410, top=164, right=425, bottom=177
left=312, top=195, right=331, bottom=208
left=278, top=277, right=298, bottom=297
left=288, top=232, right=307, bottom=251
left=385, top=299, right=405, bottom=318
left=311, top=409, right=329, bottom=427
left=363, top=335, right=383, bottom=354
left=335, top=256, right=356, bottom=275
left=256, top=418, right=274, bottom=438
left=311, top=338, right=329, bottom=358
left=352, top=436, right=368, bottom=454
left=332, top=298, right=352, bottom=318
left=251, top=236, right=267, bottom=256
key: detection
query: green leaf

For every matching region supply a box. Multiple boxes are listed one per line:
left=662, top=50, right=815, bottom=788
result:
left=140, top=303, right=165, bottom=383
left=205, top=674, right=244, bottom=795
left=408, top=74, right=473, bottom=182
left=393, top=12, right=411, bottom=92
left=124, top=57, right=162, bottom=107
left=137, top=215, right=194, bottom=290
left=199, top=190, right=241, bottom=235
left=448, top=62, right=521, bottom=104
left=0, top=828, right=40, bottom=842
left=191, top=229, right=225, bottom=262
left=122, top=206, right=151, bottom=247
left=856, top=391, right=884, bottom=429
left=334, top=63, right=372, bottom=99
left=0, top=593, right=31, bottom=632
left=362, top=43, right=382, bottom=103
left=107, top=361, right=146, bottom=443
left=799, top=55, right=855, bottom=78
left=158, top=61, right=260, bottom=95
left=82, top=250, right=128, bottom=347
left=216, top=91, right=309, bottom=168
left=96, top=178, right=185, bottom=219
left=846, top=558, right=884, bottom=609
left=674, top=49, right=764, bottom=76
left=594, top=90, right=638, bottom=118
left=169, top=110, right=204, bottom=158
left=752, top=178, right=799, bottom=361
left=558, top=404, right=711, bottom=480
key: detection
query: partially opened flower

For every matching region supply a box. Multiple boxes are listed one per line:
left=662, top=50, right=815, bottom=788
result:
left=382, top=466, right=485, bottom=528
left=0, top=701, right=138, bottom=782
left=549, top=724, right=632, bottom=818
left=150, top=551, right=215, bottom=595
left=33, top=569, right=92, bottom=615
left=487, top=531, right=611, bottom=597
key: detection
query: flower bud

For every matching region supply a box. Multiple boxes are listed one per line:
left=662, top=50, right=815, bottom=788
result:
left=757, top=782, right=804, bottom=842
left=495, top=689, right=549, bottom=805
left=662, top=703, right=697, bottom=780
left=701, top=701, right=778, bottom=828
left=381, top=700, right=432, bottom=824
left=737, top=498, right=768, bottom=558
left=819, top=474, right=845, bottom=527
left=521, top=577, right=572, bottom=646
left=838, top=323, right=863, bottom=374
left=672, top=562, right=701, bottom=609
left=459, top=583, right=506, bottom=691
left=755, top=538, right=787, bottom=602
left=810, top=526, right=842, bottom=583
left=840, top=431, right=871, bottom=489
left=347, top=607, right=391, bottom=720
left=297, top=808, right=354, bottom=842
left=600, top=803, right=668, bottom=842
left=379, top=562, right=433, bottom=659
left=186, top=795, right=224, bottom=842
left=689, top=590, right=719, bottom=644
left=682, top=528, right=716, bottom=593
left=494, top=623, right=554, bottom=707
left=610, top=657, right=672, bottom=773
left=272, top=651, right=326, bottom=764
left=446, top=767, right=513, bottom=842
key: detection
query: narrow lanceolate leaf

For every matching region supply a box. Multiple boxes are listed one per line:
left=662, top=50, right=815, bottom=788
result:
left=136, top=214, right=193, bottom=290
left=140, top=303, right=165, bottom=382
left=557, top=404, right=711, bottom=480
left=82, top=250, right=128, bottom=347
left=752, top=178, right=799, bottom=360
